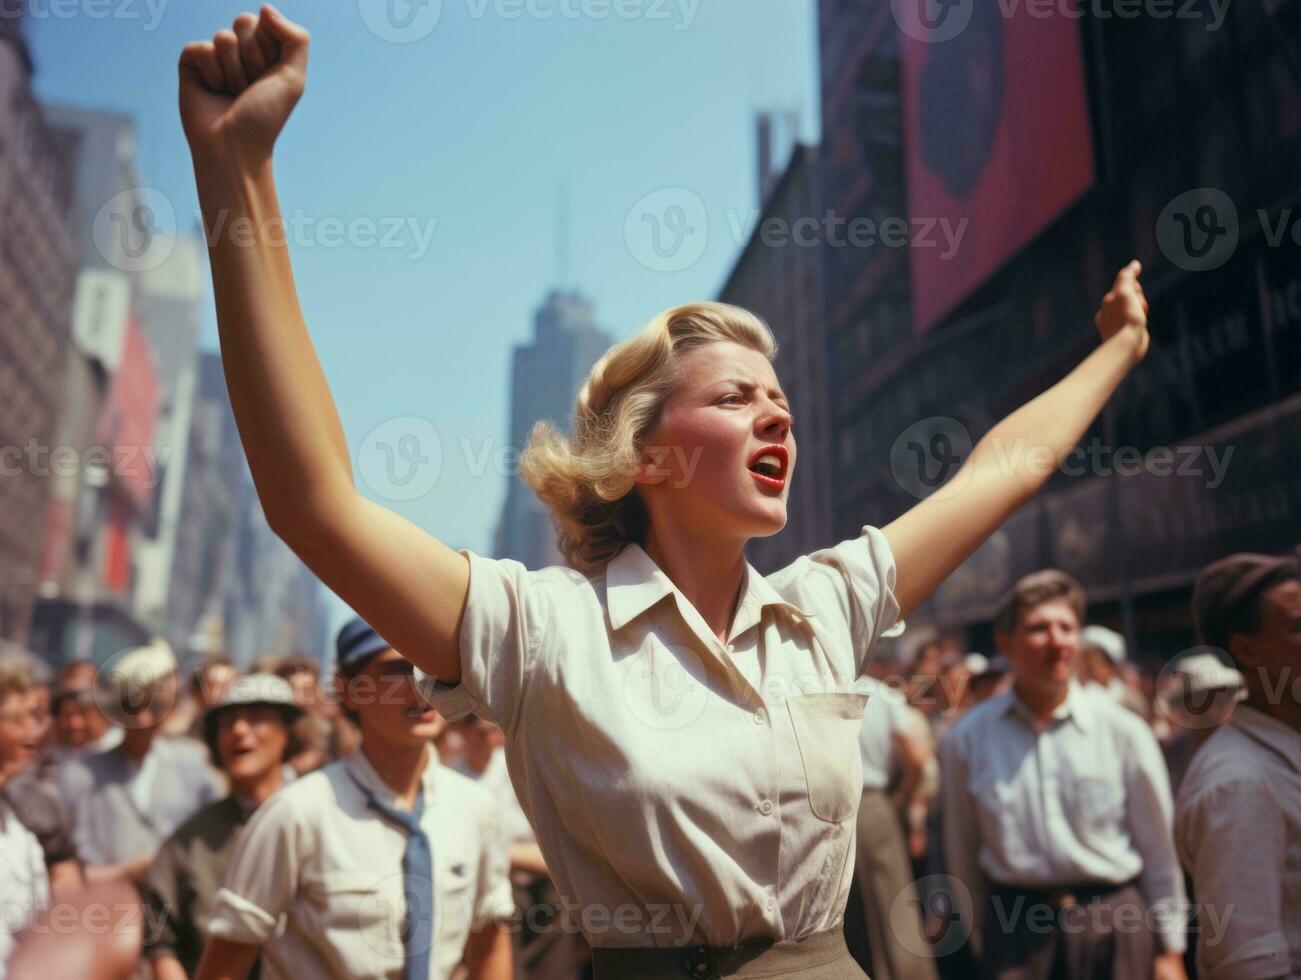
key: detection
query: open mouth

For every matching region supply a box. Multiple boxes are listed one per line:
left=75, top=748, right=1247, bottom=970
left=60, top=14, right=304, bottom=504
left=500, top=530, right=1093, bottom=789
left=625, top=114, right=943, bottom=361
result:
left=747, top=444, right=789, bottom=490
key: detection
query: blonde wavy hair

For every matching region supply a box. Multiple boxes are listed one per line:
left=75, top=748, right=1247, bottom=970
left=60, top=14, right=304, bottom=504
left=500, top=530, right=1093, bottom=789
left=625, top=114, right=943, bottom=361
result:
left=519, top=301, right=777, bottom=573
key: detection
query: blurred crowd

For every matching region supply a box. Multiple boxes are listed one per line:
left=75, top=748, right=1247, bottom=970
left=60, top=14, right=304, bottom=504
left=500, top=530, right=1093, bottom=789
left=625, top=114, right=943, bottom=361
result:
left=0, top=547, right=1297, bottom=980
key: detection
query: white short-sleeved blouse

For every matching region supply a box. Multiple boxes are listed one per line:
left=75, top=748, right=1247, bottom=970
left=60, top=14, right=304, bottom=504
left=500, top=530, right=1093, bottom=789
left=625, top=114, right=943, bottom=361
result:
left=416, top=525, right=902, bottom=949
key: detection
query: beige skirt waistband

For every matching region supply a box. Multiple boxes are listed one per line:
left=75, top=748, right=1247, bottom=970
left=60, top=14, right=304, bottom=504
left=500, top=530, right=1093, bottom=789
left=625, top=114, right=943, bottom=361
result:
left=590, top=925, right=867, bottom=979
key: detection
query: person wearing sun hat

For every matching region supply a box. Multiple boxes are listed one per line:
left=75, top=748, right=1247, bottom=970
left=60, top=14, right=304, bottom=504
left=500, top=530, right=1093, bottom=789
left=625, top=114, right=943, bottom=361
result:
left=56, top=639, right=223, bottom=885
left=145, top=673, right=303, bottom=978
left=1080, top=624, right=1149, bottom=718
left=197, top=617, right=514, bottom=980
left=1175, top=552, right=1301, bottom=980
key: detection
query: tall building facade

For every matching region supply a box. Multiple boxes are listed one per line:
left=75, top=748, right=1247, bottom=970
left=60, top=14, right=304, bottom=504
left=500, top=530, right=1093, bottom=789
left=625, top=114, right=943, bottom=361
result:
left=495, top=290, right=612, bottom=569
left=29, top=106, right=159, bottom=665
left=168, top=353, right=329, bottom=669
left=132, top=234, right=206, bottom=634
left=0, top=13, right=79, bottom=645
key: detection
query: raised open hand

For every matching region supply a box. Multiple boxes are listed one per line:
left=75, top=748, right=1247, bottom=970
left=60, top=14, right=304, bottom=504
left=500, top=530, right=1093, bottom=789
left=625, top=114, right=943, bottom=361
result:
left=179, top=4, right=309, bottom=163
left=1094, top=260, right=1150, bottom=361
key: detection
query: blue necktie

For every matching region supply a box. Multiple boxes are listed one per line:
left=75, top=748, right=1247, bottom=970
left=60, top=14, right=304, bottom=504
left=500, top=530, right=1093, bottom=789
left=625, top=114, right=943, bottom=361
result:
left=350, top=773, right=436, bottom=980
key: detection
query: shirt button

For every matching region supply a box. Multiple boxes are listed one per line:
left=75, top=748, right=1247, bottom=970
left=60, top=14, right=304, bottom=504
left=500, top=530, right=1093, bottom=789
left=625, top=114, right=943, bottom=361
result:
left=766, top=897, right=776, bottom=911
left=753, top=708, right=767, bottom=725
left=757, top=799, right=774, bottom=816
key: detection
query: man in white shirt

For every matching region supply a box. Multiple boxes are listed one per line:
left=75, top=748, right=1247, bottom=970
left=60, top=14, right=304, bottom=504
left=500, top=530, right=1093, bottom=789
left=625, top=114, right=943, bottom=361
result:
left=1176, top=553, right=1301, bottom=980
left=198, top=617, right=515, bottom=980
left=942, top=570, right=1187, bottom=980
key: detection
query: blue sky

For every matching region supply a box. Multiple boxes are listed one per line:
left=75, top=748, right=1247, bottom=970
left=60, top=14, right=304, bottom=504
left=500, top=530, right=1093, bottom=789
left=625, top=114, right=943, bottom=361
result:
left=28, top=0, right=819, bottom=637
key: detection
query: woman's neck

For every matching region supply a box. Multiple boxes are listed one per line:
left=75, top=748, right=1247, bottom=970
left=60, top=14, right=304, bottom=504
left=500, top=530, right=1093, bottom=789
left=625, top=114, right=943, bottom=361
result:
left=643, top=525, right=748, bottom=645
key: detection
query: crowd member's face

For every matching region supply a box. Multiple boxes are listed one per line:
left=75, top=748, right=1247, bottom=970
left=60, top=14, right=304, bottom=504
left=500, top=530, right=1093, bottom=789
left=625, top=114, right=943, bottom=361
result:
left=344, top=649, right=446, bottom=749
left=635, top=341, right=794, bottom=546
left=1000, top=598, right=1081, bottom=699
left=55, top=693, right=108, bottom=748
left=0, top=691, right=41, bottom=775
left=112, top=673, right=179, bottom=734
left=1232, top=579, right=1301, bottom=689
left=58, top=661, right=97, bottom=690
left=1081, top=647, right=1116, bottom=685
left=216, top=705, right=289, bottom=782
left=29, top=684, right=52, bottom=745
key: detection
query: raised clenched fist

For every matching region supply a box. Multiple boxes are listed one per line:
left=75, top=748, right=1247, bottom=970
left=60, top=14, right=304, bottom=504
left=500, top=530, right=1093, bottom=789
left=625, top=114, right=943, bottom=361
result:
left=179, top=4, right=310, bottom=163
left=1094, top=260, right=1151, bottom=361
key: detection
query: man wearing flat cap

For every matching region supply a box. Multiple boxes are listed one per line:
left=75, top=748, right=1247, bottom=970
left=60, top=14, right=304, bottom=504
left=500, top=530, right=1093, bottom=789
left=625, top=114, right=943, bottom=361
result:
left=56, top=640, right=223, bottom=884
left=198, top=617, right=514, bottom=980
left=1175, top=553, right=1301, bottom=979
left=145, top=674, right=303, bottom=978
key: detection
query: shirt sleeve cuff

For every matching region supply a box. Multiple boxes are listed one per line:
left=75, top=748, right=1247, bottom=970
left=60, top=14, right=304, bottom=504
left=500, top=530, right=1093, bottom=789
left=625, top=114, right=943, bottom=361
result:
left=1205, top=932, right=1293, bottom=979
left=414, top=668, right=479, bottom=721
left=206, top=887, right=280, bottom=945
left=473, top=880, right=518, bottom=932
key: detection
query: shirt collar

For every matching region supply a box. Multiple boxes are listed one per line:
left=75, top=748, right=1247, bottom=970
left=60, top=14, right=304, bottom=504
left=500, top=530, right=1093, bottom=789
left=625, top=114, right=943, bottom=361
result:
left=1005, top=680, right=1092, bottom=733
left=1232, top=705, right=1301, bottom=773
left=345, top=745, right=441, bottom=811
left=605, top=542, right=814, bottom=636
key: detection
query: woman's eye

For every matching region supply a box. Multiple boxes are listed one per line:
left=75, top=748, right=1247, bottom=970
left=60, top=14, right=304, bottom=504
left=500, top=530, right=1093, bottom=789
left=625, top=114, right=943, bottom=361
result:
left=719, top=394, right=743, bottom=405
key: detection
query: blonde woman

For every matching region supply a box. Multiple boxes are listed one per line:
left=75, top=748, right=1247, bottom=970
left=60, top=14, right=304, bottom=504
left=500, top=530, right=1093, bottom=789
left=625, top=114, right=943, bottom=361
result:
left=178, top=7, right=1151, bottom=978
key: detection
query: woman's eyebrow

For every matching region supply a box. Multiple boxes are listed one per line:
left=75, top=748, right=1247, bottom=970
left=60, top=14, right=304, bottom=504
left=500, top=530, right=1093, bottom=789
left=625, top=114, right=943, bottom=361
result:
left=715, top=378, right=790, bottom=405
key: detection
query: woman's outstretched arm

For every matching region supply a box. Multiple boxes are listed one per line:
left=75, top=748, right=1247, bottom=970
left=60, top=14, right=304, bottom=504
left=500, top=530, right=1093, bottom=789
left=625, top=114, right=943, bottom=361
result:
left=179, top=5, right=468, bottom=680
left=883, top=261, right=1151, bottom=620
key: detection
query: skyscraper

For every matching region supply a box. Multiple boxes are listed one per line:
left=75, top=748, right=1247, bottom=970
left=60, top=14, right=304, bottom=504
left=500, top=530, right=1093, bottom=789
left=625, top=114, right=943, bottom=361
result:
left=495, top=290, right=612, bottom=569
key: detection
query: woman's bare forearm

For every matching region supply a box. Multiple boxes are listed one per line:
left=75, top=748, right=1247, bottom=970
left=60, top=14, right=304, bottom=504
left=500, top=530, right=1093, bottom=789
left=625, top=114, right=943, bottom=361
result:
left=963, top=327, right=1143, bottom=497
left=191, top=148, right=353, bottom=534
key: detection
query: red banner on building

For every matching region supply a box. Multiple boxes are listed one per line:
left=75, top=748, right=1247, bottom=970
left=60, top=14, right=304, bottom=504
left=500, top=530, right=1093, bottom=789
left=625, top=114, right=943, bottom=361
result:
left=95, top=312, right=158, bottom=513
left=899, top=1, right=1096, bottom=333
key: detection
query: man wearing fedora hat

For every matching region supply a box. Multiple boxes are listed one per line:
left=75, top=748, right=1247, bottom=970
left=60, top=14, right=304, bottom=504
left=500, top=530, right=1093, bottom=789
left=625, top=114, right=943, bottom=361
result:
left=197, top=617, right=514, bottom=980
left=144, top=673, right=303, bottom=979
left=56, top=640, right=223, bottom=885
left=1175, top=553, right=1301, bottom=979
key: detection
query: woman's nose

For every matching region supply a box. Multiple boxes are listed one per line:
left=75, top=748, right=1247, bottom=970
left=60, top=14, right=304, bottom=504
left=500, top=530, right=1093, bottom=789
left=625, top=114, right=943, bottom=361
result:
left=758, top=405, right=791, bottom=439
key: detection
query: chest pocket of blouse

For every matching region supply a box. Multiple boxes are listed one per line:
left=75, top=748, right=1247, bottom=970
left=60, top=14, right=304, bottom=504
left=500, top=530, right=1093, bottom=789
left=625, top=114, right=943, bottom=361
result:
left=786, top=692, right=870, bottom=823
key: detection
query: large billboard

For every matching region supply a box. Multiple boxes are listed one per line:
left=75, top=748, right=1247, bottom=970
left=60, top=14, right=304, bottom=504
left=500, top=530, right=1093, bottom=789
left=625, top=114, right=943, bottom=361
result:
left=898, top=1, right=1096, bottom=333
